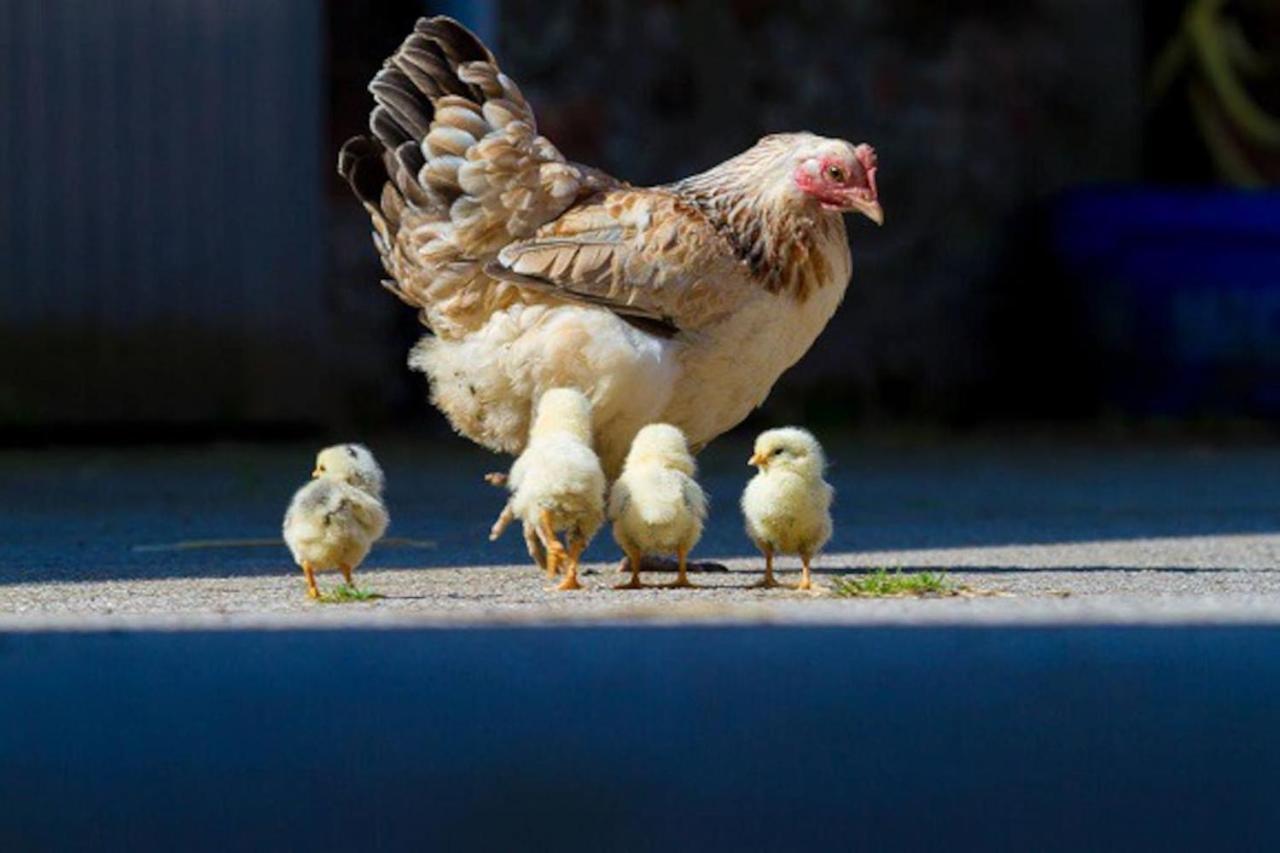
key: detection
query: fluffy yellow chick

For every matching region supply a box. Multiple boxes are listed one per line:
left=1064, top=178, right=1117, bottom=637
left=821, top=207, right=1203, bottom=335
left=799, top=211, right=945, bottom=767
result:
left=283, top=444, right=389, bottom=599
left=609, top=424, right=708, bottom=589
left=741, top=428, right=833, bottom=590
left=490, top=388, right=606, bottom=591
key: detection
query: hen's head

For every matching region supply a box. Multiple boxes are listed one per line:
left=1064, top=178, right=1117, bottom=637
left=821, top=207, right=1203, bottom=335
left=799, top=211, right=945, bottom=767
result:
left=313, top=443, right=385, bottom=496
left=786, top=136, right=882, bottom=224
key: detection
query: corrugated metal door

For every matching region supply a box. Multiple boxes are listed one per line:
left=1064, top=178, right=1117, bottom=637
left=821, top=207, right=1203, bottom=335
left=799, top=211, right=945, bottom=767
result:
left=0, top=0, right=325, bottom=426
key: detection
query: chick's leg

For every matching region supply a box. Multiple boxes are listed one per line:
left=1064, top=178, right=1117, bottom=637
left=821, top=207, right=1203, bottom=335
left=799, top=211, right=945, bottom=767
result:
left=301, top=561, right=320, bottom=599
left=523, top=523, right=549, bottom=574
left=750, top=546, right=781, bottom=589
left=614, top=547, right=646, bottom=589
left=557, top=533, right=586, bottom=591
left=489, top=502, right=515, bottom=542
left=796, top=552, right=815, bottom=591
left=537, top=509, right=566, bottom=578
left=664, top=547, right=697, bottom=589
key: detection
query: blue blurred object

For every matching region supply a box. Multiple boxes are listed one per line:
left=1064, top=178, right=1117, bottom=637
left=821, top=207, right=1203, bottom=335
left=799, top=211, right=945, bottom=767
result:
left=1053, top=189, right=1280, bottom=416
left=3, top=626, right=1280, bottom=851
left=431, top=0, right=496, bottom=41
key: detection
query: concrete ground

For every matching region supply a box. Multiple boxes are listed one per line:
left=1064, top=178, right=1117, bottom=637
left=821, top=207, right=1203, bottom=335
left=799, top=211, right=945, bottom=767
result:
left=5, top=432, right=1280, bottom=627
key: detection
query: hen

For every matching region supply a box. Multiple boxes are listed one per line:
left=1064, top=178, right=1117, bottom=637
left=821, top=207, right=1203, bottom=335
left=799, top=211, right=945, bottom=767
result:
left=339, top=16, right=882, bottom=475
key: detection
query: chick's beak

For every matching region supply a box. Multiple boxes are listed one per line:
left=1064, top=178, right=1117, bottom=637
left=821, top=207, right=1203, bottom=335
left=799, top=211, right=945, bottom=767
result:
left=748, top=452, right=766, bottom=468
left=311, top=468, right=321, bottom=479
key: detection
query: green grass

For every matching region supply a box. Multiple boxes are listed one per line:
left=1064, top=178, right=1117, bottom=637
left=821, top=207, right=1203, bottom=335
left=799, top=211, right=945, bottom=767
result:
left=318, top=583, right=384, bottom=604
left=829, top=569, right=956, bottom=598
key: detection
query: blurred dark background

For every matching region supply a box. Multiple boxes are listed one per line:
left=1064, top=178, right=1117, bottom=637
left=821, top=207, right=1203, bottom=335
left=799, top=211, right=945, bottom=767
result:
left=2, top=0, right=1278, bottom=443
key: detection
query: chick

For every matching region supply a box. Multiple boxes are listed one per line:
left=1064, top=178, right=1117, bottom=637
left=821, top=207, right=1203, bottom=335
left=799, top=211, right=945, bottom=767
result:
left=283, top=444, right=389, bottom=599
left=490, top=388, right=606, bottom=591
left=741, top=428, right=833, bottom=590
left=609, top=424, right=708, bottom=589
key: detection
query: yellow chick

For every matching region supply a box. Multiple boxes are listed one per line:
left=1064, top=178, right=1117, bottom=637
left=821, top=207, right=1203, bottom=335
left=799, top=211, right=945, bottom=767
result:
left=609, top=424, right=708, bottom=589
left=490, top=388, right=606, bottom=591
left=283, top=444, right=389, bottom=599
left=741, top=428, right=833, bottom=590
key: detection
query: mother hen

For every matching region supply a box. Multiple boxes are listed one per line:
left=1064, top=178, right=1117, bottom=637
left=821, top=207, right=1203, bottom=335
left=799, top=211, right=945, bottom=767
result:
left=339, top=17, right=882, bottom=475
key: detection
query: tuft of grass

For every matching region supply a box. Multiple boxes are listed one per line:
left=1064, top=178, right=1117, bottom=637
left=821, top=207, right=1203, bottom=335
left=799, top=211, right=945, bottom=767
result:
left=829, top=569, right=955, bottom=598
left=318, top=583, right=384, bottom=604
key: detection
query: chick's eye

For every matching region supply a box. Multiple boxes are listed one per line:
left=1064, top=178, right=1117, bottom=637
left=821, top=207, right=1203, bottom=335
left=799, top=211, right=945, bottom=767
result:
left=826, top=164, right=845, bottom=182
left=771, top=448, right=784, bottom=456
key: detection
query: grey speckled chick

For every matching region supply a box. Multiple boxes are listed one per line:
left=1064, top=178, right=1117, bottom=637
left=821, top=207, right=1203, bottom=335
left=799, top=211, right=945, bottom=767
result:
left=283, top=444, right=389, bottom=599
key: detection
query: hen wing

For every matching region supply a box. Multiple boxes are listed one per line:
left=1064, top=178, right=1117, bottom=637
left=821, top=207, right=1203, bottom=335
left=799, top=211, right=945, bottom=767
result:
left=486, top=189, right=755, bottom=336
left=339, top=16, right=616, bottom=338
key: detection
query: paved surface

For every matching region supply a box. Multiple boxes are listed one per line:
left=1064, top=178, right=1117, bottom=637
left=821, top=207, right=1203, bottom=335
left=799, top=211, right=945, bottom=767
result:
left=4, top=433, right=1280, bottom=627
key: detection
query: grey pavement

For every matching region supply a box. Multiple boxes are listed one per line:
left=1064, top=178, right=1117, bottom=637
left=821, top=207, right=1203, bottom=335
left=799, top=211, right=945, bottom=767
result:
left=4, top=432, right=1280, bottom=627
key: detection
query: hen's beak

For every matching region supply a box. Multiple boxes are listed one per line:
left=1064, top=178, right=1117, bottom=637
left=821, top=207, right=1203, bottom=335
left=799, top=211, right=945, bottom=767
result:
left=311, top=468, right=322, bottom=479
left=843, top=153, right=883, bottom=225
left=748, top=452, right=766, bottom=468
left=852, top=197, right=884, bottom=226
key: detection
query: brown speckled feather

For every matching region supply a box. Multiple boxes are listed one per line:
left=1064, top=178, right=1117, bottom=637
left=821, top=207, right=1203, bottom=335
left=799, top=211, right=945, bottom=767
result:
left=338, top=18, right=851, bottom=345
left=487, top=189, right=756, bottom=334
left=338, top=15, right=615, bottom=339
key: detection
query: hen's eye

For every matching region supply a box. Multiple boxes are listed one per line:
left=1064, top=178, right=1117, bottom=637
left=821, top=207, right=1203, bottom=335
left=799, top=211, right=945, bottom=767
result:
left=826, top=164, right=845, bottom=182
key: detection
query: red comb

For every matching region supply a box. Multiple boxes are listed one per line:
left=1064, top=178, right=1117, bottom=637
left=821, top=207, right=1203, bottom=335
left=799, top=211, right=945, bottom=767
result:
left=855, top=144, right=878, bottom=197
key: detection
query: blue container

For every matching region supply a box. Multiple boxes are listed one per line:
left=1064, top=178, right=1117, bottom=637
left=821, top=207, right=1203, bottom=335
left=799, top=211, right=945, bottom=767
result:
left=1052, top=189, right=1280, bottom=416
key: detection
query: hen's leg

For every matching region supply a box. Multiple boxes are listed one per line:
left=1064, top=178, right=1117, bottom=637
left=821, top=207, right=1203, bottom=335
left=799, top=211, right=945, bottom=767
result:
left=340, top=563, right=354, bottom=587
left=557, top=533, right=586, bottom=591
left=301, top=561, right=320, bottom=599
left=614, top=547, right=646, bottom=589
left=750, top=546, right=781, bottom=589
left=664, top=547, right=697, bottom=589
